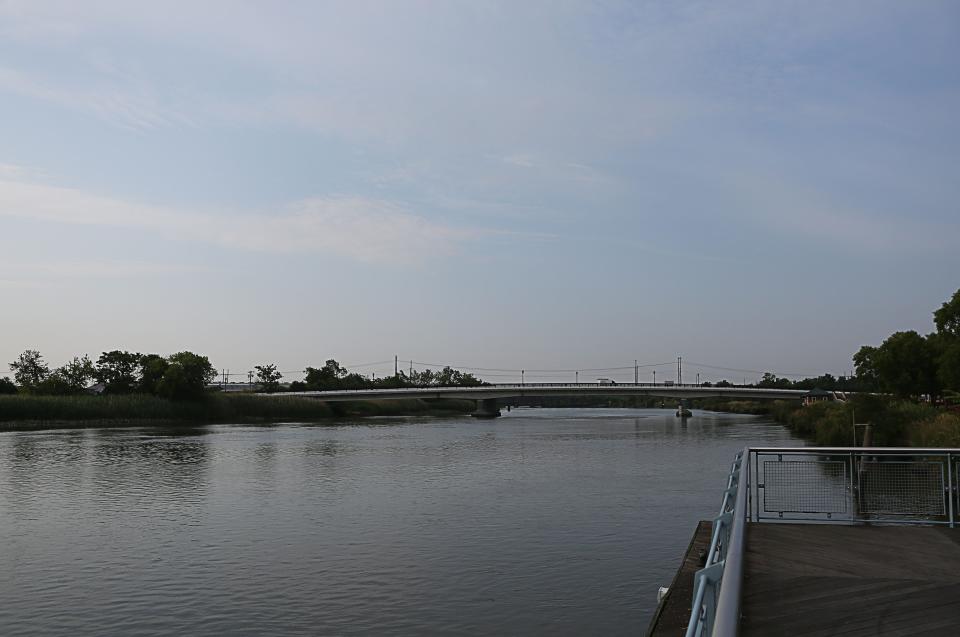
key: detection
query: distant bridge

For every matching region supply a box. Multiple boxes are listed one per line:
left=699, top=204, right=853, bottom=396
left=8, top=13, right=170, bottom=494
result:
left=273, top=383, right=822, bottom=417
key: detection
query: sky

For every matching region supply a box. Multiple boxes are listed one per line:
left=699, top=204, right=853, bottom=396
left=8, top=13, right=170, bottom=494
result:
left=1, top=0, right=958, bottom=384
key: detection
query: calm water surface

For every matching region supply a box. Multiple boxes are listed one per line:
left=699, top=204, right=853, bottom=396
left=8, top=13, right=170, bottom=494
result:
left=0, top=408, right=802, bottom=635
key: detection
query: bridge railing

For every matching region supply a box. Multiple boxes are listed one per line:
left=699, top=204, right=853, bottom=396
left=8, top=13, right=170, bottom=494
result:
left=685, top=447, right=960, bottom=637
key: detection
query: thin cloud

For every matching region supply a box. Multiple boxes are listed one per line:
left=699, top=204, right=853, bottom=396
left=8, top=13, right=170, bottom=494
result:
left=0, top=174, right=480, bottom=264
left=725, top=172, right=959, bottom=255
left=0, top=66, right=189, bottom=131
left=0, top=260, right=206, bottom=278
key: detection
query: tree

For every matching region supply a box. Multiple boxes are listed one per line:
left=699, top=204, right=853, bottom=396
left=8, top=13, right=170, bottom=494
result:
left=934, top=288, right=960, bottom=337
left=937, top=339, right=960, bottom=393
left=54, top=355, right=95, bottom=393
left=254, top=364, right=283, bottom=393
left=138, top=354, right=169, bottom=395
left=157, top=351, right=216, bottom=400
left=9, top=349, right=49, bottom=392
left=853, top=345, right=880, bottom=391
left=872, top=331, right=939, bottom=399
left=0, top=376, right=18, bottom=394
left=304, top=359, right=348, bottom=390
left=758, top=372, right=794, bottom=389
left=95, top=350, right=142, bottom=394
left=34, top=374, right=72, bottom=395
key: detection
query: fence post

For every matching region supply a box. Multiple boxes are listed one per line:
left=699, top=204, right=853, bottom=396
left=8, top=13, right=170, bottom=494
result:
left=949, top=452, right=955, bottom=529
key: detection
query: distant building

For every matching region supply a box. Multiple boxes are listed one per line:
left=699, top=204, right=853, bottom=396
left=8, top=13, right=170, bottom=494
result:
left=85, top=382, right=106, bottom=395
left=802, top=388, right=833, bottom=406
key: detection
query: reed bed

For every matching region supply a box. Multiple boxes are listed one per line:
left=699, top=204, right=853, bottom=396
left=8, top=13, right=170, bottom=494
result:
left=0, top=394, right=474, bottom=430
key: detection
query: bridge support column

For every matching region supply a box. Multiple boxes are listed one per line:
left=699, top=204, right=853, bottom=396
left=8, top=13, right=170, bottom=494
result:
left=472, top=398, right=501, bottom=418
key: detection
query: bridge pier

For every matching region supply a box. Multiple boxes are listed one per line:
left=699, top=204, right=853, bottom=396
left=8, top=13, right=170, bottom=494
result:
left=471, top=398, right=501, bottom=418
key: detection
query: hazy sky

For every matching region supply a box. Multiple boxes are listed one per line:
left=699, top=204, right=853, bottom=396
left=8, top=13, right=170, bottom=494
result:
left=1, top=1, right=958, bottom=384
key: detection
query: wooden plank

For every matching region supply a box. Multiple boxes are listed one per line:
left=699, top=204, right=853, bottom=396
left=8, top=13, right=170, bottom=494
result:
left=741, top=524, right=960, bottom=636
left=646, top=520, right=712, bottom=637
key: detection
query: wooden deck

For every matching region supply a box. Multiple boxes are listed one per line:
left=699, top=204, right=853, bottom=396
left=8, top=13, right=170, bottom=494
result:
left=741, top=523, right=960, bottom=636
left=646, top=520, right=713, bottom=636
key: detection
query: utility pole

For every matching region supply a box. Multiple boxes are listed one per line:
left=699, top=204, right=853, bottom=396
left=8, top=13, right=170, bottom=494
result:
left=394, top=355, right=398, bottom=378
left=677, top=357, right=682, bottom=385
left=575, top=370, right=579, bottom=384
left=696, top=372, right=700, bottom=386
left=653, top=370, right=656, bottom=385
left=247, top=370, right=253, bottom=389
left=410, top=360, right=413, bottom=376
left=521, top=369, right=525, bottom=386
left=635, top=360, right=638, bottom=385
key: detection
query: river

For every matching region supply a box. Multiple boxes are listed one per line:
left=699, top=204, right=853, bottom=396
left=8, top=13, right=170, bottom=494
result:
left=0, top=408, right=802, bottom=635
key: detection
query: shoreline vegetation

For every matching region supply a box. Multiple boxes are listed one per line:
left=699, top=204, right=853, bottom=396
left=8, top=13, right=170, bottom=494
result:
left=0, top=394, right=476, bottom=431
left=697, top=397, right=960, bottom=447
left=2, top=289, right=957, bottom=440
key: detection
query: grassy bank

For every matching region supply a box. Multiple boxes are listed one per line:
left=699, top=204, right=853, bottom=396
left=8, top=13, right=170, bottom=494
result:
left=705, top=396, right=960, bottom=447
left=0, top=393, right=475, bottom=430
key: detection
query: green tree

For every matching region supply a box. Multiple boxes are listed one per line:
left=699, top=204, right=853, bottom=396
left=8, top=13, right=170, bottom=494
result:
left=34, top=374, right=72, bottom=395
left=254, top=364, right=283, bottom=393
left=95, top=350, right=142, bottom=394
left=873, top=331, right=939, bottom=399
left=0, top=376, right=17, bottom=394
left=853, top=345, right=880, bottom=390
left=139, top=354, right=170, bottom=395
left=937, top=340, right=960, bottom=393
left=9, top=349, right=49, bottom=392
left=304, top=359, right=348, bottom=389
left=934, top=288, right=960, bottom=337
left=54, top=355, right=95, bottom=393
left=157, top=351, right=216, bottom=400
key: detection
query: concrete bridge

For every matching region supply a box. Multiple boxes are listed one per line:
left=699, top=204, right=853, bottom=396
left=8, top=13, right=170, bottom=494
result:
left=276, top=383, right=816, bottom=417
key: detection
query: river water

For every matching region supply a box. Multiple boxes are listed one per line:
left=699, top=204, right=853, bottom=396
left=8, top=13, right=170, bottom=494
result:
left=0, top=408, right=802, bottom=636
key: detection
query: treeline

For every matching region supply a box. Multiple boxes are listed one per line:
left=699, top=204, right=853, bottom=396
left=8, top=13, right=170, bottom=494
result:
left=708, top=374, right=864, bottom=392
left=737, top=288, right=959, bottom=401
left=265, top=359, right=484, bottom=392
left=852, top=289, right=959, bottom=402
left=2, top=350, right=216, bottom=400
left=1, top=352, right=485, bottom=400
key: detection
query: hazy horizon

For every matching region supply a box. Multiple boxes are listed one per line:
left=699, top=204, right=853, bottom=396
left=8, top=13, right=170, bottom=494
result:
left=2, top=1, right=958, bottom=384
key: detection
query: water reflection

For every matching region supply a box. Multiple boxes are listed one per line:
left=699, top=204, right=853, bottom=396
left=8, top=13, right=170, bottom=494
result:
left=0, top=410, right=802, bottom=636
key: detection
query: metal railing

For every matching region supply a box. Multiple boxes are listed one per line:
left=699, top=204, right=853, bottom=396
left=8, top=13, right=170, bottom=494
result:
left=748, top=447, right=959, bottom=526
left=684, top=447, right=960, bottom=637
left=685, top=450, right=746, bottom=637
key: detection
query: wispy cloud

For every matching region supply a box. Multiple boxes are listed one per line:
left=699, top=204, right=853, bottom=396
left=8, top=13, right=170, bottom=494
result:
left=0, top=172, right=479, bottom=263
left=0, top=260, right=205, bottom=279
left=725, top=172, right=960, bottom=254
left=0, top=66, right=189, bottom=131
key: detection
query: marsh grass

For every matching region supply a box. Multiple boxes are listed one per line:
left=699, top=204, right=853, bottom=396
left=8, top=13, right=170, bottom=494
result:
left=0, top=393, right=474, bottom=430
left=703, top=397, right=959, bottom=447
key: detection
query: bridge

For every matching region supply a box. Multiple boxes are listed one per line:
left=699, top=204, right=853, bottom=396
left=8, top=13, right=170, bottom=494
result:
left=275, top=383, right=818, bottom=417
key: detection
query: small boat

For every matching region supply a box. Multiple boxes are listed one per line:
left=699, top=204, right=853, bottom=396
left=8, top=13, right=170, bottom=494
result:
left=676, top=406, right=692, bottom=418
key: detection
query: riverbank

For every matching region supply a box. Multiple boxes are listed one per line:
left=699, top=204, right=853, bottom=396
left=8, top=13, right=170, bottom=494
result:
left=0, top=393, right=475, bottom=430
left=699, top=397, right=960, bottom=447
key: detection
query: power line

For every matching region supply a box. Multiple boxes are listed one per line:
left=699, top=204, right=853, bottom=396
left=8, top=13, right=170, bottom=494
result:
left=409, top=360, right=675, bottom=373
left=683, top=361, right=837, bottom=379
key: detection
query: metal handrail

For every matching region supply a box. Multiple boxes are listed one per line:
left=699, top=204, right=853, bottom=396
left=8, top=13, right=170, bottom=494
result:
left=685, top=446, right=960, bottom=637
left=684, top=448, right=746, bottom=637
left=713, top=449, right=749, bottom=636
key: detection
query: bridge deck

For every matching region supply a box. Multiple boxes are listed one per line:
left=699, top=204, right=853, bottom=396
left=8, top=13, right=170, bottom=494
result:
left=741, top=523, right=960, bottom=636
